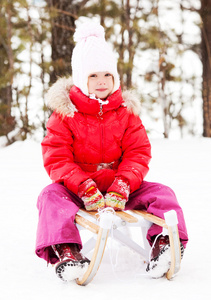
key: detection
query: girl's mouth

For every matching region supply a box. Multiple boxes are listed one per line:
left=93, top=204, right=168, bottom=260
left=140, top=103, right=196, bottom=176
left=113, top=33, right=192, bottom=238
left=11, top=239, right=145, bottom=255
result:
left=96, top=88, right=107, bottom=92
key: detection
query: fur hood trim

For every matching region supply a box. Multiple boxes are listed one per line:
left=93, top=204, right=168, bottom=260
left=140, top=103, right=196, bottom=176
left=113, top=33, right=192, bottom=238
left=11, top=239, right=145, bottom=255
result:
left=46, top=77, right=77, bottom=117
left=46, top=77, right=141, bottom=117
left=121, top=90, right=141, bottom=116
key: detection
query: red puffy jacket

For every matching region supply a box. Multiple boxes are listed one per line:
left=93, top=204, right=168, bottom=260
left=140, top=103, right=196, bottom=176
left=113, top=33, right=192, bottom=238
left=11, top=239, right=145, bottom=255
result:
left=42, top=78, right=151, bottom=195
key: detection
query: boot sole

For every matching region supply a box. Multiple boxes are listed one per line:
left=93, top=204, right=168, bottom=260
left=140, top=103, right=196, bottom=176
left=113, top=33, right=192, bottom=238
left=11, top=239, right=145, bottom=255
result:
left=56, top=259, right=90, bottom=282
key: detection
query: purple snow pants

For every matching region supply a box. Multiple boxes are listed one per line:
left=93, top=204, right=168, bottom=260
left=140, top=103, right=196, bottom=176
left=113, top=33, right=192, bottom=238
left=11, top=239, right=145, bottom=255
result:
left=35, top=182, right=188, bottom=264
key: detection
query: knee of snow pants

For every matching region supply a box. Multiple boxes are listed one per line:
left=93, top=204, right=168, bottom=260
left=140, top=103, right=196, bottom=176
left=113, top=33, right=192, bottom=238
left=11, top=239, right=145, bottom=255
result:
left=125, top=181, right=188, bottom=248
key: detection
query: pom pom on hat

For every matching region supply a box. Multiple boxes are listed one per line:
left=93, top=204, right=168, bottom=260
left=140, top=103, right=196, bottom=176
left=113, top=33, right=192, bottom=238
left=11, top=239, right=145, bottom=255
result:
left=73, top=22, right=105, bottom=43
left=71, top=22, right=120, bottom=96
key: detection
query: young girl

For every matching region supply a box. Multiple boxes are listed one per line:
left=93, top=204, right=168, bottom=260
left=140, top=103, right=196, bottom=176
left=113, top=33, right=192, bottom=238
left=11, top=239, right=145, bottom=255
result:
left=35, top=22, right=188, bottom=282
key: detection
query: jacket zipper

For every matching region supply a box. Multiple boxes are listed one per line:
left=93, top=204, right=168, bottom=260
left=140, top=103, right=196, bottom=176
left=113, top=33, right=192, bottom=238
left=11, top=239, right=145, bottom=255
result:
left=99, top=116, right=104, bottom=163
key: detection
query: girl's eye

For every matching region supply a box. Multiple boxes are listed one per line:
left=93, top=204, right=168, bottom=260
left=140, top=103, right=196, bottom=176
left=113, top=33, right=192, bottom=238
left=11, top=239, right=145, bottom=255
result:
left=89, top=74, right=97, bottom=78
left=105, top=73, right=112, bottom=77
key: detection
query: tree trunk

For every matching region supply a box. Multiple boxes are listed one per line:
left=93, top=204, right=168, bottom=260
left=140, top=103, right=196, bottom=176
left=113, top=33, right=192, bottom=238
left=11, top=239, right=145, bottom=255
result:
left=47, top=0, right=76, bottom=83
left=118, top=0, right=136, bottom=89
left=201, top=0, right=211, bottom=137
left=125, top=0, right=134, bottom=89
left=0, top=2, right=16, bottom=142
left=47, top=0, right=89, bottom=83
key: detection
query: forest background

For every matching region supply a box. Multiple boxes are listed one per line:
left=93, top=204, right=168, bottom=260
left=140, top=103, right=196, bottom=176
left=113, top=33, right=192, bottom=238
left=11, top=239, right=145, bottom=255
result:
left=1, top=0, right=211, bottom=146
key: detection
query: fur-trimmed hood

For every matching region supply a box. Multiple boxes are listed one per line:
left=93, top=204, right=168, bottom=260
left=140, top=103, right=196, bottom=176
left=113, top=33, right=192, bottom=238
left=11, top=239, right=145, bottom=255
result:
left=46, top=77, right=141, bottom=118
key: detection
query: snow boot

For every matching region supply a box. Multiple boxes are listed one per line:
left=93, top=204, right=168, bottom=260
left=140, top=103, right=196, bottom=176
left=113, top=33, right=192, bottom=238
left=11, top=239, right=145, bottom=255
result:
left=146, top=235, right=184, bottom=279
left=52, top=243, right=90, bottom=281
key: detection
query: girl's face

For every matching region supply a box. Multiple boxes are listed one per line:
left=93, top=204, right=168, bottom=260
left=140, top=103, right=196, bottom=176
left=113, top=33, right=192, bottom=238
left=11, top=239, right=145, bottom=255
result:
left=87, top=72, right=114, bottom=99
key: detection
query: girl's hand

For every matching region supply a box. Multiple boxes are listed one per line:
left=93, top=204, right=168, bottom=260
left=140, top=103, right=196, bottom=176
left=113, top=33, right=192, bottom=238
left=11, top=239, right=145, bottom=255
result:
left=105, top=176, right=130, bottom=210
left=104, top=192, right=126, bottom=211
left=78, top=179, right=105, bottom=211
left=82, top=186, right=105, bottom=211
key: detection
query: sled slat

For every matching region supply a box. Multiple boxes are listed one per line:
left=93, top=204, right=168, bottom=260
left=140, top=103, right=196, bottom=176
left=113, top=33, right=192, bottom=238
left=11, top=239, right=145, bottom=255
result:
left=79, top=209, right=98, bottom=219
left=132, top=210, right=168, bottom=228
left=116, top=211, right=138, bottom=223
left=166, top=225, right=181, bottom=279
left=79, top=208, right=138, bottom=223
left=76, top=227, right=109, bottom=285
left=75, top=214, right=99, bottom=234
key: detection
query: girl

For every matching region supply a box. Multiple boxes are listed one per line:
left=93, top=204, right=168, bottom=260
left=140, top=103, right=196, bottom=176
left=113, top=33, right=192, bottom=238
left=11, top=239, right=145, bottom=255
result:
left=35, top=22, right=188, bottom=282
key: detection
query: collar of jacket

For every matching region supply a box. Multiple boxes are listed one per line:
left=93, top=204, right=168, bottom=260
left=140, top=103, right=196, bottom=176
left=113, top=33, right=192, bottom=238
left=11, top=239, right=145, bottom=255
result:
left=69, top=85, right=123, bottom=115
left=46, top=77, right=141, bottom=118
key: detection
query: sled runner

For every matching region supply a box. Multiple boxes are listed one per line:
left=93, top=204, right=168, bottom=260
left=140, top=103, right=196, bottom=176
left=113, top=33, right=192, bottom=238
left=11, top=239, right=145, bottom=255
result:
left=75, top=208, right=181, bottom=285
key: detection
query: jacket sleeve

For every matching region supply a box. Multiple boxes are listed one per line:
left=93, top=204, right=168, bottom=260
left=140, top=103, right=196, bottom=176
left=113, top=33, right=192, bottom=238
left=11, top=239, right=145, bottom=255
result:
left=115, top=113, right=151, bottom=193
left=41, top=112, right=89, bottom=195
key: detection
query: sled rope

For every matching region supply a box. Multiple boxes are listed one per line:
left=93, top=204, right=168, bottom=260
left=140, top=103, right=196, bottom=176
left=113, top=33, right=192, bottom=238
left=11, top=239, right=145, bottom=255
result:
left=96, top=207, right=116, bottom=222
left=99, top=209, right=148, bottom=282
left=108, top=229, right=149, bottom=281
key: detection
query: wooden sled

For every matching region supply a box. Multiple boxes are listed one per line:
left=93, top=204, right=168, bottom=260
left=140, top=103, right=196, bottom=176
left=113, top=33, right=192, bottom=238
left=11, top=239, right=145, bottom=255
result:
left=75, top=208, right=181, bottom=285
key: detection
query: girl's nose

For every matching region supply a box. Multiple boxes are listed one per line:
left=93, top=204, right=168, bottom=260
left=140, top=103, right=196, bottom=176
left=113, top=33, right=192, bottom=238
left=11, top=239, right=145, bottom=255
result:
left=98, top=78, right=105, bottom=85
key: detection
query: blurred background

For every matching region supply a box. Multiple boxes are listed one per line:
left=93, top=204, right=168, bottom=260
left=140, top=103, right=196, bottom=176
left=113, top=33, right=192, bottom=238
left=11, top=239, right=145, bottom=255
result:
left=0, top=0, right=210, bottom=146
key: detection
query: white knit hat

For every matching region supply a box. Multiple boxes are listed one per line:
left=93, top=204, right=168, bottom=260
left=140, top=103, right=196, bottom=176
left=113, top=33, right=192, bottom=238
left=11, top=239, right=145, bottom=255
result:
left=71, top=22, right=120, bottom=96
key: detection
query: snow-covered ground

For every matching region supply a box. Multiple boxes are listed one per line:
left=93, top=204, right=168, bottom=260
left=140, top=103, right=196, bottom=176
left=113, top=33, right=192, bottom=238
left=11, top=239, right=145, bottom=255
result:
left=0, top=138, right=211, bottom=300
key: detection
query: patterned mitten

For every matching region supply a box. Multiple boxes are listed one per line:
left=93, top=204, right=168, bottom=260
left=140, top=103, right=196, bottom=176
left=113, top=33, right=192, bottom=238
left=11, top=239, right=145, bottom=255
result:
left=78, top=179, right=105, bottom=211
left=105, top=176, right=130, bottom=211
left=104, top=192, right=126, bottom=210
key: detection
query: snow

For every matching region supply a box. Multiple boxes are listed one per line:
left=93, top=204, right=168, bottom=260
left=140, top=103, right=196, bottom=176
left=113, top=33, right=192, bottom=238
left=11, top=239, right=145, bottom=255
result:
left=0, top=138, right=211, bottom=300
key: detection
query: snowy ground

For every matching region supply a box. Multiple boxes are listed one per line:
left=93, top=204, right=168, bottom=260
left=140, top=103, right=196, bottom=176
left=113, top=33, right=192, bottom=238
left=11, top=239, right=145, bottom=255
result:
left=0, top=138, right=211, bottom=300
